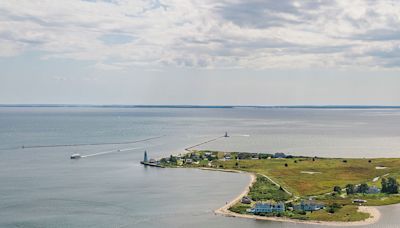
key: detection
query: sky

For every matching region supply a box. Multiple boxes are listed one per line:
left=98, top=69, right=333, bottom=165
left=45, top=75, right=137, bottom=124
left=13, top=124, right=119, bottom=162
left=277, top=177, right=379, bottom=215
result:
left=1, top=0, right=400, bottom=105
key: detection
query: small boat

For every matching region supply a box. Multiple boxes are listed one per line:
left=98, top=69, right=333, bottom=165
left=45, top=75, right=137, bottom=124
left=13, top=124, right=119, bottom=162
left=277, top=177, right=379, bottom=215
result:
left=70, top=153, right=81, bottom=159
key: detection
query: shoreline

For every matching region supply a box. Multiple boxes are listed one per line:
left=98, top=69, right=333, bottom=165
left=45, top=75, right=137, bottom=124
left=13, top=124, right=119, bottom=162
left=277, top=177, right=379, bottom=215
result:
left=208, top=169, right=381, bottom=226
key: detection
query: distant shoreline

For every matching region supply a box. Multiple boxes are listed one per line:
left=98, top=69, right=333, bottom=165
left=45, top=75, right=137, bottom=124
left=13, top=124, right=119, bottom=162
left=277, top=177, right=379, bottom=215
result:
left=1, top=104, right=400, bottom=109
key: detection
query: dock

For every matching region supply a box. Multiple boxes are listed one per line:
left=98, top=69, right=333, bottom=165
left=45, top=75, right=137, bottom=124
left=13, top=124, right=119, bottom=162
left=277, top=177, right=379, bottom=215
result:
left=140, top=161, right=165, bottom=168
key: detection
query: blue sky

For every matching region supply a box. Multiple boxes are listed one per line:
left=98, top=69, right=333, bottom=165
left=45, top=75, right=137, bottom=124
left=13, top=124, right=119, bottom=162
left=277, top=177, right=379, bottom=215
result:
left=1, top=0, right=400, bottom=105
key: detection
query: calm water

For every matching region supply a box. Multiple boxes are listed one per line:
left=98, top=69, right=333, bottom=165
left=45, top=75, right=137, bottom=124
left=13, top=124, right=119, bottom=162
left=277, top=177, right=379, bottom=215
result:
left=1, top=107, right=400, bottom=228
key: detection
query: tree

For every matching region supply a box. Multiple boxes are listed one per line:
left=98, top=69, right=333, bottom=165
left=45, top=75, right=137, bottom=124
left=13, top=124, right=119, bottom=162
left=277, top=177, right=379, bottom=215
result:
left=381, top=178, right=388, bottom=193
left=358, top=183, right=369, bottom=194
left=388, top=177, right=399, bottom=194
left=326, top=203, right=342, bottom=213
left=235, top=162, right=239, bottom=167
left=284, top=163, right=288, bottom=167
left=169, top=155, right=177, bottom=163
left=346, top=184, right=355, bottom=195
left=333, top=186, right=342, bottom=193
left=382, top=177, right=399, bottom=194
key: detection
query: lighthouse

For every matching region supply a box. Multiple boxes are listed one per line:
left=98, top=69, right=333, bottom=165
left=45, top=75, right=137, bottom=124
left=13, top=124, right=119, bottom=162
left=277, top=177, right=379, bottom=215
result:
left=143, top=150, right=148, bottom=163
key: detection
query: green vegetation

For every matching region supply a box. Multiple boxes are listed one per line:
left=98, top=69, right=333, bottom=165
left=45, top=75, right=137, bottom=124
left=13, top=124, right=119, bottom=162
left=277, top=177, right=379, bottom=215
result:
left=248, top=175, right=291, bottom=202
left=161, top=150, right=400, bottom=222
left=229, top=203, right=251, bottom=214
left=307, top=205, right=370, bottom=222
left=382, top=177, right=399, bottom=194
left=210, top=156, right=400, bottom=196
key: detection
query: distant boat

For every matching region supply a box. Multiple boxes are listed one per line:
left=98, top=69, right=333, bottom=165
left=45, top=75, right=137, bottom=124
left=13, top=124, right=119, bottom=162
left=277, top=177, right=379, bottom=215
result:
left=70, top=153, right=81, bottom=159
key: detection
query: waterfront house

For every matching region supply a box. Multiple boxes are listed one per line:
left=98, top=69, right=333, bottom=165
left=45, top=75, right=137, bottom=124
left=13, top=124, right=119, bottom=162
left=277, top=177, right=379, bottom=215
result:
left=149, top=158, right=156, bottom=164
left=224, top=153, right=232, bottom=160
left=294, top=200, right=324, bottom=211
left=241, top=196, right=252, bottom=204
left=249, top=202, right=285, bottom=213
left=185, top=159, right=193, bottom=164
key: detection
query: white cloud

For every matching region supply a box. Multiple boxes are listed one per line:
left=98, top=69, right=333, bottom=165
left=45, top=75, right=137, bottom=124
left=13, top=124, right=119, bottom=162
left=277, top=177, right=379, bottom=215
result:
left=1, top=0, right=400, bottom=69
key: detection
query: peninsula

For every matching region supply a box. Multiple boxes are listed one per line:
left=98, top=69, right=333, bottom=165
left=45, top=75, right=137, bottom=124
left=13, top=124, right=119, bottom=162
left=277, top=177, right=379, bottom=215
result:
left=157, top=150, right=400, bottom=225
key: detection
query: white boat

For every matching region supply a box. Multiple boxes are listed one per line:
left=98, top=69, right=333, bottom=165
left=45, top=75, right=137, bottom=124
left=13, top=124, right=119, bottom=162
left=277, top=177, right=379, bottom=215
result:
left=70, top=153, right=81, bottom=159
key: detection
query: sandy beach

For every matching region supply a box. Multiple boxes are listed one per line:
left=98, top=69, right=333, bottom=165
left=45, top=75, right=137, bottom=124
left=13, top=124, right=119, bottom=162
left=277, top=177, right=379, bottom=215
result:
left=213, top=171, right=381, bottom=226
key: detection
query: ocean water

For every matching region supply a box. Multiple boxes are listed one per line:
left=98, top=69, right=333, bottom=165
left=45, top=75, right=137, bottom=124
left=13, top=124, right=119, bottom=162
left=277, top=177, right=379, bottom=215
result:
left=1, top=107, right=400, bottom=228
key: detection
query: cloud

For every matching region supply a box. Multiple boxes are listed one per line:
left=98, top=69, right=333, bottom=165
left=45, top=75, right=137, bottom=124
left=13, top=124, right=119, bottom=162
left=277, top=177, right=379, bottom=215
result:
left=0, top=0, right=400, bottom=69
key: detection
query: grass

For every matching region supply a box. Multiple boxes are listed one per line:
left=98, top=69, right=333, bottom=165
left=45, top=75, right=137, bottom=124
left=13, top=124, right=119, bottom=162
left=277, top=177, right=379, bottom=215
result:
left=211, top=157, right=400, bottom=196
left=229, top=203, right=251, bottom=214
left=307, top=205, right=370, bottom=222
left=248, top=175, right=291, bottom=201
left=316, top=193, right=400, bottom=206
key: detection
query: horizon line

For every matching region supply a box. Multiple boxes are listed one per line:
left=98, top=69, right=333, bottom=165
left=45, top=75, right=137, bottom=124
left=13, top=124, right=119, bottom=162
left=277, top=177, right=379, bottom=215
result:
left=1, top=104, right=400, bottom=109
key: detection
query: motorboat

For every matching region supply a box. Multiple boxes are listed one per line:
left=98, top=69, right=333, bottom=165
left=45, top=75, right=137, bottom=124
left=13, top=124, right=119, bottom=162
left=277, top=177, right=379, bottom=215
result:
left=70, top=153, right=81, bottom=159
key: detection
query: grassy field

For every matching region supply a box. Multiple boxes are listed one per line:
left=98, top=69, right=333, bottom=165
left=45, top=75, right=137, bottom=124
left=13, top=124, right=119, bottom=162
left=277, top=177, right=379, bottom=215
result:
left=212, top=157, right=400, bottom=196
left=248, top=175, right=291, bottom=201
left=306, top=205, right=370, bottom=222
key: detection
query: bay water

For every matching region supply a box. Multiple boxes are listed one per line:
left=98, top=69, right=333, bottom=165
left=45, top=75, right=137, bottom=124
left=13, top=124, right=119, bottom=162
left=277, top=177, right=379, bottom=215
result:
left=1, top=107, right=400, bottom=227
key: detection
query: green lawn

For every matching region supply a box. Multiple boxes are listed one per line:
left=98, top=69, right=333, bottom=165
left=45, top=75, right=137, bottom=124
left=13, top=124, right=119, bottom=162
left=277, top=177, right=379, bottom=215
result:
left=307, top=205, right=370, bottom=222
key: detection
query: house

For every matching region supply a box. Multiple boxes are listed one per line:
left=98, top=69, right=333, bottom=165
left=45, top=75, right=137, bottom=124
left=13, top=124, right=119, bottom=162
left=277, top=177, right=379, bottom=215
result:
left=274, top=153, right=286, bottom=158
left=251, top=153, right=259, bottom=159
left=185, top=159, right=193, bottom=164
left=249, top=202, right=285, bottom=213
left=294, top=200, right=324, bottom=211
left=241, top=196, right=252, bottom=204
left=367, top=186, right=380, bottom=194
left=224, top=153, right=232, bottom=160
left=149, top=158, right=157, bottom=164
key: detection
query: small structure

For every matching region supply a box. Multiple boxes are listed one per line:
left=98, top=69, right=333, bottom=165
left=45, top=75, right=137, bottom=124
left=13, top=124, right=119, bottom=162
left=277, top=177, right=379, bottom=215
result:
left=294, top=200, right=324, bottom=212
left=224, top=153, right=232, bottom=160
left=224, top=132, right=229, bottom=137
left=274, top=153, right=286, bottom=159
left=185, top=159, right=193, bottom=164
left=249, top=202, right=285, bottom=213
left=353, top=199, right=367, bottom=204
left=140, top=151, right=164, bottom=168
left=241, top=196, right=252, bottom=204
left=204, top=152, right=212, bottom=157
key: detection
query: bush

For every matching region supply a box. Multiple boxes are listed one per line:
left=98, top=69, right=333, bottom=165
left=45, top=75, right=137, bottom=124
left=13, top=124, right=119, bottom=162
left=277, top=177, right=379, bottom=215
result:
left=326, top=203, right=342, bottom=214
left=333, top=186, right=341, bottom=193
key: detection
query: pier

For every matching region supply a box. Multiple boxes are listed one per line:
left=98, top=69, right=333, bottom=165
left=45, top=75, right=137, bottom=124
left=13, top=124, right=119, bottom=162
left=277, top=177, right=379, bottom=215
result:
left=185, top=135, right=226, bottom=152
